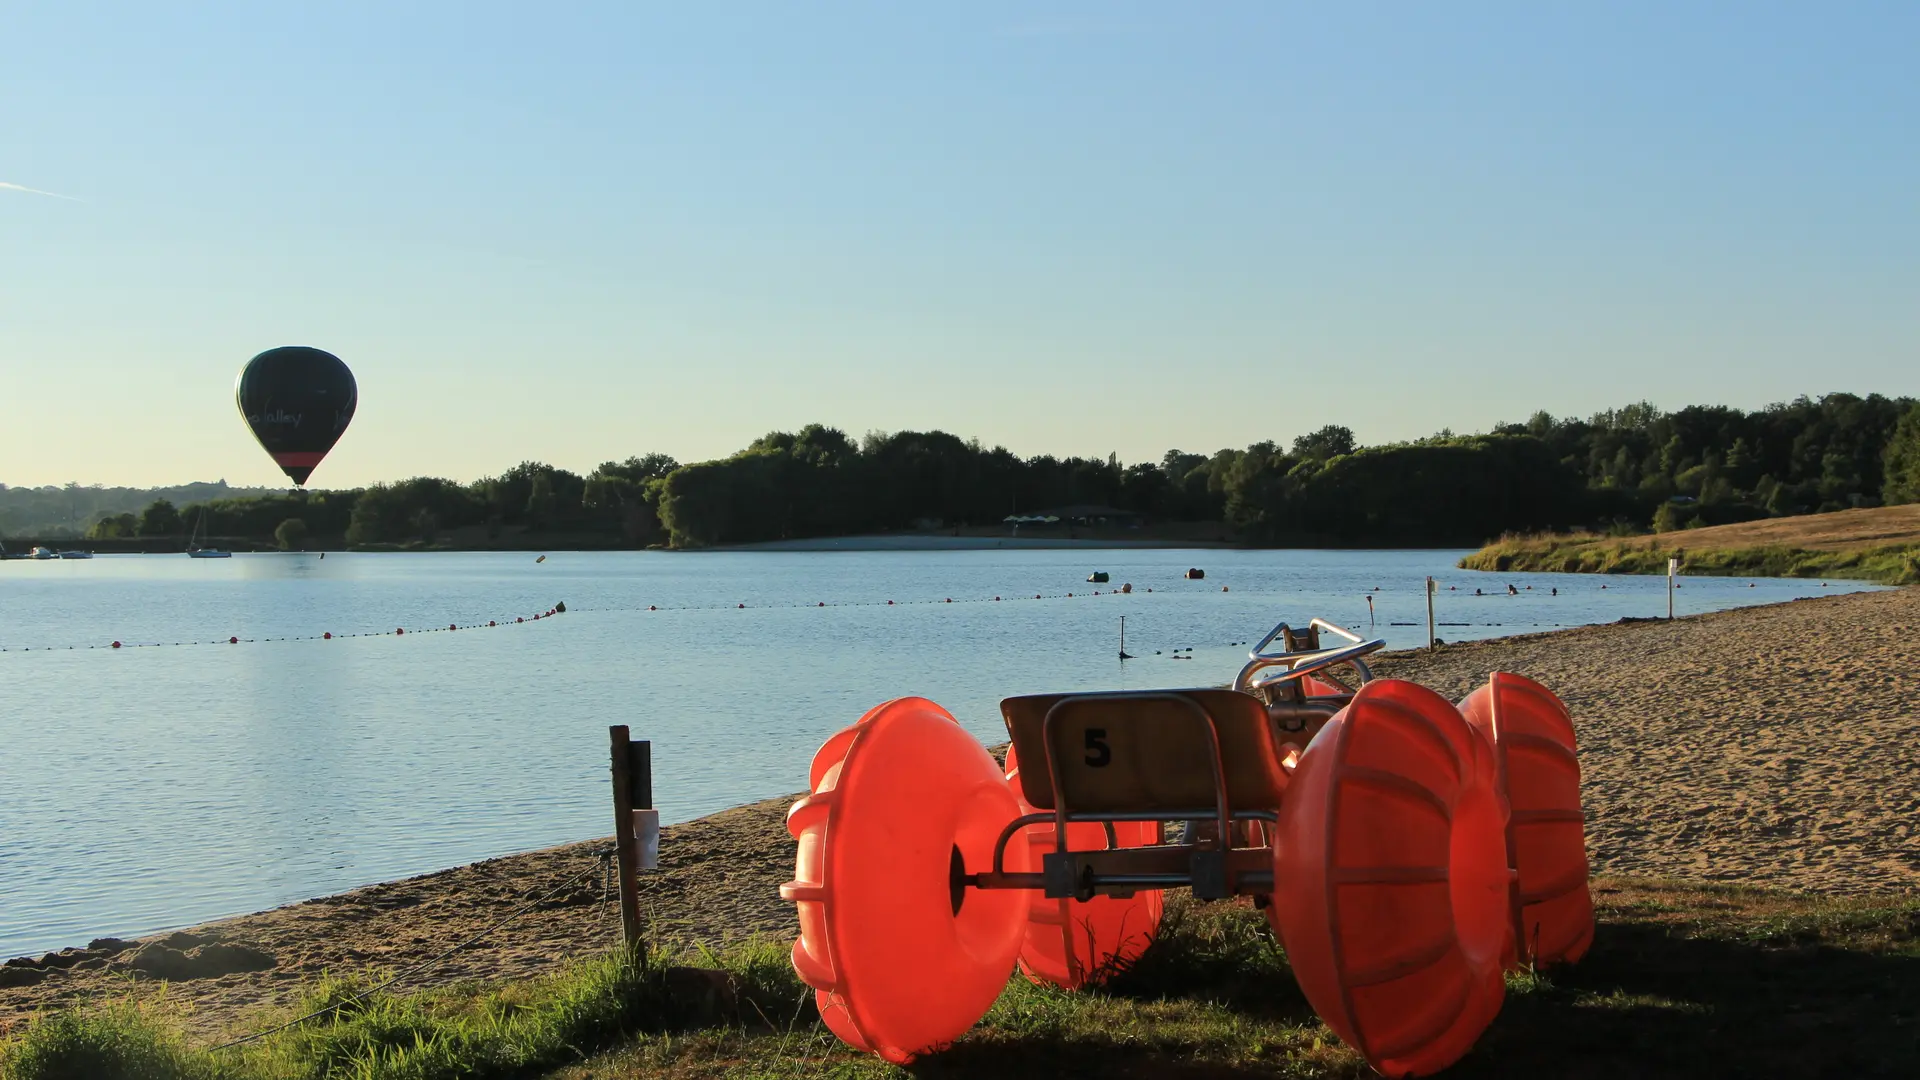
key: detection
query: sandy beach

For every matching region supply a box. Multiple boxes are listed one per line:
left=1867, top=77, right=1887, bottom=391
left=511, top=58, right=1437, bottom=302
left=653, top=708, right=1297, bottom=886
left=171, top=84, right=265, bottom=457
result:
left=4, top=586, right=1916, bottom=1039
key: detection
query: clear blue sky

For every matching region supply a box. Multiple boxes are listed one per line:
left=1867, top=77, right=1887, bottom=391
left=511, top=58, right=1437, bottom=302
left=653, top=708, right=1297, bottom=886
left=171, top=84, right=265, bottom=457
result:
left=3, top=2, right=1915, bottom=489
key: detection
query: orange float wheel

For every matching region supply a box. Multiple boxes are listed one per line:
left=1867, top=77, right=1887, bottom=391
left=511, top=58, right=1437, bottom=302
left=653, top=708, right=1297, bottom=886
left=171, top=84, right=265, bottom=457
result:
left=1269, top=678, right=1509, bottom=1078
left=1003, top=744, right=1163, bottom=989
left=780, top=697, right=1029, bottom=1064
left=1459, top=672, right=1593, bottom=968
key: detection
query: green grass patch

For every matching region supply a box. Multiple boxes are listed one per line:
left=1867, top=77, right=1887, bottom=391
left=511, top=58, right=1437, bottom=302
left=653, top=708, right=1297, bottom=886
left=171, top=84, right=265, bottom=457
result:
left=1460, top=533, right=1920, bottom=584
left=7, top=881, right=1919, bottom=1079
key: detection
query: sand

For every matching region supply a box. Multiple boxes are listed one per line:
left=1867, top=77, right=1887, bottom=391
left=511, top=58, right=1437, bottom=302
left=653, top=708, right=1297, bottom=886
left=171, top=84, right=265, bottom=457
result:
left=4, top=586, right=1917, bottom=1039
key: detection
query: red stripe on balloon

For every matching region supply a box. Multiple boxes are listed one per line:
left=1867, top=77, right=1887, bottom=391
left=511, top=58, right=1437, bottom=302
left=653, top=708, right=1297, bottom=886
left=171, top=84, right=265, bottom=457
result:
left=271, top=451, right=328, bottom=466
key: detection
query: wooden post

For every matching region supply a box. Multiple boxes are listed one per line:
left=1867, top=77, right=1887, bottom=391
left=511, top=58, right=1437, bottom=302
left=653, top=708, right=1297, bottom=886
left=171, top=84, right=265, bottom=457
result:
left=1426, top=576, right=1436, bottom=652
left=1668, top=557, right=1678, bottom=621
left=609, top=726, right=646, bottom=951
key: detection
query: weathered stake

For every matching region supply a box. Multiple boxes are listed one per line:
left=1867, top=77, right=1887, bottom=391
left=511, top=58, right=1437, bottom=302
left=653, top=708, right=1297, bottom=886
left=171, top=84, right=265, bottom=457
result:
left=1426, top=576, right=1437, bottom=652
left=609, top=725, right=646, bottom=951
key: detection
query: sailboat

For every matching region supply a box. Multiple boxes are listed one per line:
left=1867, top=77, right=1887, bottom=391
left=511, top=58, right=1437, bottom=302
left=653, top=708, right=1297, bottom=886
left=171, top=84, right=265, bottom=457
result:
left=187, top=512, right=231, bottom=559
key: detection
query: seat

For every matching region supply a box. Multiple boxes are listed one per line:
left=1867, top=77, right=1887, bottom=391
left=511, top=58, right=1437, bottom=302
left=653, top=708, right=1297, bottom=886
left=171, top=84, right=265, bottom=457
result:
left=999, top=688, right=1290, bottom=814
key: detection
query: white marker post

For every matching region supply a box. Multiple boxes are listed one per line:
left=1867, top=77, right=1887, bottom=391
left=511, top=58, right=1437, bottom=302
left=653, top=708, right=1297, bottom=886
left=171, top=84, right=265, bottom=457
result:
left=1667, top=557, right=1678, bottom=620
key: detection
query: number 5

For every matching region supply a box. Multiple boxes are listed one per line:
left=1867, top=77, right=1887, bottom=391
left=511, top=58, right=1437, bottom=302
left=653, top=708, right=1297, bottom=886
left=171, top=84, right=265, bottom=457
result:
left=1084, top=728, right=1111, bottom=767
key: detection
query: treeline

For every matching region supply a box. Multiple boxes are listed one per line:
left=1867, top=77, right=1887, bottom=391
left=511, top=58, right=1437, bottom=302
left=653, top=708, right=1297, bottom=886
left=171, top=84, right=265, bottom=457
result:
left=22, top=393, right=1920, bottom=550
left=0, top=480, right=280, bottom=538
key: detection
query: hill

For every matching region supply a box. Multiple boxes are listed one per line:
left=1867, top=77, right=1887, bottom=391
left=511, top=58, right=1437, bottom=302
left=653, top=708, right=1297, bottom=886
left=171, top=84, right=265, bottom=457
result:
left=1462, top=504, right=1920, bottom=583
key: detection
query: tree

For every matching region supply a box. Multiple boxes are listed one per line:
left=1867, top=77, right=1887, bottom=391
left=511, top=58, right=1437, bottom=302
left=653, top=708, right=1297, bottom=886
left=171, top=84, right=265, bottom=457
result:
left=274, top=518, right=309, bottom=550
left=138, top=499, right=183, bottom=537
left=1291, top=425, right=1357, bottom=461
left=87, top=512, right=138, bottom=539
left=1883, top=402, right=1920, bottom=505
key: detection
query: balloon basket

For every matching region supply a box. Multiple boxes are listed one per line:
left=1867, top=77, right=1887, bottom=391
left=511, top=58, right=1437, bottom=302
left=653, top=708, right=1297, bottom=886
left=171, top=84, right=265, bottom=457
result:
left=781, top=617, right=1594, bottom=1076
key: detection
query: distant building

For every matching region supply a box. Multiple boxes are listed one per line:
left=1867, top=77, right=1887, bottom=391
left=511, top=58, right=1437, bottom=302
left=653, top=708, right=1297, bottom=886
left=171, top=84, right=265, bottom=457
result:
left=1005, top=504, right=1145, bottom=528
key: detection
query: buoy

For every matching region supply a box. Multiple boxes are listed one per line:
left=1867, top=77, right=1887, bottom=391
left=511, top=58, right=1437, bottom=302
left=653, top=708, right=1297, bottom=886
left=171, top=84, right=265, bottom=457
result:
left=888, top=600, right=895, bottom=605
left=1088, top=571, right=1109, bottom=583
left=1004, top=744, right=1161, bottom=988
left=1459, top=673, right=1593, bottom=968
left=1269, top=679, right=1509, bottom=1077
left=946, top=598, right=952, bottom=603
left=1185, top=568, right=1205, bottom=580
left=1121, top=583, right=1132, bottom=594
left=819, top=601, right=826, bottom=607
left=229, top=636, right=239, bottom=644
left=536, top=555, right=546, bottom=563
left=396, top=628, right=404, bottom=635
left=738, top=603, right=746, bottom=609
left=488, top=621, right=495, bottom=627
left=518, top=616, right=526, bottom=622
left=1222, top=586, right=1229, bottom=593
left=324, top=632, right=332, bottom=639
left=647, top=606, right=655, bottom=611
left=994, top=596, right=1001, bottom=601
left=554, top=601, right=566, bottom=613
left=781, top=698, right=1030, bottom=1064
left=449, top=623, right=458, bottom=631
left=111, top=641, right=121, bottom=649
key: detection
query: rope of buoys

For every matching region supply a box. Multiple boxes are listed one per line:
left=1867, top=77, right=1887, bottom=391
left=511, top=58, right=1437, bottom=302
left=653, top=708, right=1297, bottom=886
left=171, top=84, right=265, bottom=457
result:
left=1, top=603, right=568, bottom=654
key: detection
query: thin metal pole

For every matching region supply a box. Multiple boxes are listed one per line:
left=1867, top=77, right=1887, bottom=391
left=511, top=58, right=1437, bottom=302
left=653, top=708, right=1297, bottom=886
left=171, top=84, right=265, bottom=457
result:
left=1668, top=557, right=1677, bottom=620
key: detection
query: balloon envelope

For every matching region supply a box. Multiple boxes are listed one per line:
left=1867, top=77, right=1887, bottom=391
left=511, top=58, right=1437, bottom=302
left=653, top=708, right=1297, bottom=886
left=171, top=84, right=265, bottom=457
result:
left=235, top=346, right=356, bottom=486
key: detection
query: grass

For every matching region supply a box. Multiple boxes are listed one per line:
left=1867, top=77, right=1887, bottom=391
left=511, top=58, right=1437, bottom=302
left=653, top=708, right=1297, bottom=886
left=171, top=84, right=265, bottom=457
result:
left=1459, top=532, right=1920, bottom=584
left=9, top=878, right=1916, bottom=1080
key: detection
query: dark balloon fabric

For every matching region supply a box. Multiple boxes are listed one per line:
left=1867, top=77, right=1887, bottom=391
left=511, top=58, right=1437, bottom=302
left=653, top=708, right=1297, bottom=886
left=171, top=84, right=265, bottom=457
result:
left=235, top=347, right=356, bottom=485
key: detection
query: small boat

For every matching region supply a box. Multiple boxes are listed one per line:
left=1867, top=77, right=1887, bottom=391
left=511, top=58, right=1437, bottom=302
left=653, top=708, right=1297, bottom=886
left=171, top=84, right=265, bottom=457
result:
left=30, top=546, right=57, bottom=560
left=57, top=550, right=93, bottom=559
left=186, top=513, right=231, bottom=559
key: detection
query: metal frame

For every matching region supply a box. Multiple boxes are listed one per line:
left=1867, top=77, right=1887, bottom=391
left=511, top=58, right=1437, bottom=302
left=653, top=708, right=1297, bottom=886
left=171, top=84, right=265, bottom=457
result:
left=966, top=691, right=1280, bottom=902
left=1234, top=618, right=1385, bottom=696
left=956, top=617, right=1384, bottom=906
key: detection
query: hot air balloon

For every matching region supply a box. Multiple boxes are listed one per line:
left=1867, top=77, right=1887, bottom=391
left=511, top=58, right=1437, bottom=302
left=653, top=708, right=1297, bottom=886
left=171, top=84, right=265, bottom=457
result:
left=236, top=346, right=356, bottom=486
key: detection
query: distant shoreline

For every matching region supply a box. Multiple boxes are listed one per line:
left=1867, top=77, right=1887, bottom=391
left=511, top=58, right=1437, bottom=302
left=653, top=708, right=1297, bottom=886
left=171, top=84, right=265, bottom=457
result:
left=708, top=534, right=1241, bottom=552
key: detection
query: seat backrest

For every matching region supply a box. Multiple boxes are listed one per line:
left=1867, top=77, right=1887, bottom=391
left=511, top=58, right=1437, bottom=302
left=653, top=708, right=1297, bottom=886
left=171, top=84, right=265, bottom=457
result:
left=999, top=688, right=1289, bottom=813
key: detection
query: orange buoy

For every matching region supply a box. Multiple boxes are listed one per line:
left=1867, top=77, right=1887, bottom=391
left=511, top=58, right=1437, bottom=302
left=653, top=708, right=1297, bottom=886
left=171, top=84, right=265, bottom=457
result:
left=1459, top=672, right=1592, bottom=968
left=1269, top=678, right=1509, bottom=1077
left=1003, top=744, right=1161, bottom=988
left=781, top=698, right=1029, bottom=1064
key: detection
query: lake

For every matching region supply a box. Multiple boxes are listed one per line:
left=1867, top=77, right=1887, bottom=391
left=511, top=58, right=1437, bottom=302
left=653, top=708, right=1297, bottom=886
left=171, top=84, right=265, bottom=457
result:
left=0, top=547, right=1877, bottom=958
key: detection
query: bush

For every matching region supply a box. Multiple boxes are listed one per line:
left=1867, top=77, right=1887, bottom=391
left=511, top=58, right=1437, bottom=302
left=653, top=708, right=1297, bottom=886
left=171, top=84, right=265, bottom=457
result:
left=0, top=1004, right=205, bottom=1080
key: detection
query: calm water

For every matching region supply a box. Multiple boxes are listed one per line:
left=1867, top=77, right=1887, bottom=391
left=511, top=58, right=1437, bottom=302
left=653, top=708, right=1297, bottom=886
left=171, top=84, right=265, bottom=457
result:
left=0, top=548, right=1877, bottom=958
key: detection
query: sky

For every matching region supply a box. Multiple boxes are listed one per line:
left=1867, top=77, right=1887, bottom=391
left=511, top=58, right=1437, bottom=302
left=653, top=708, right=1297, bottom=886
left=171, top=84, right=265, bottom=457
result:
left=2, top=1, right=1915, bottom=489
